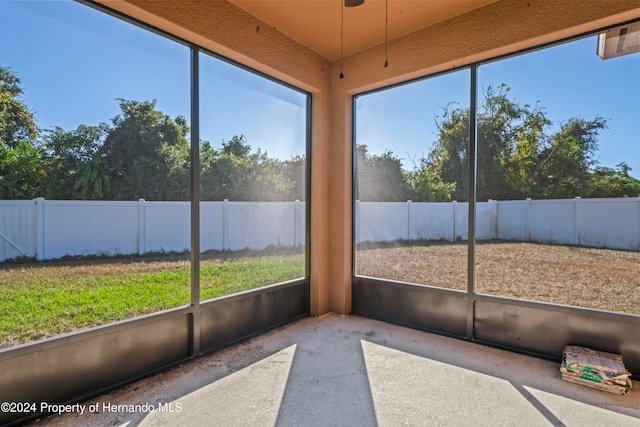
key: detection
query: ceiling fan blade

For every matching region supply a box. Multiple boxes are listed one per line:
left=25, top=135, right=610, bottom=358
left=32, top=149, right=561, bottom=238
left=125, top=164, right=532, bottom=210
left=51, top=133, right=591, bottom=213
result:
left=345, top=0, right=365, bottom=7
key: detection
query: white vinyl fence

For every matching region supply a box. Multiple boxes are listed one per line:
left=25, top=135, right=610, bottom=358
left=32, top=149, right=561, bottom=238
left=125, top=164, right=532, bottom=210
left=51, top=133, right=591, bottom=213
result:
left=356, top=197, right=640, bottom=251
left=0, top=197, right=638, bottom=262
left=0, top=198, right=305, bottom=262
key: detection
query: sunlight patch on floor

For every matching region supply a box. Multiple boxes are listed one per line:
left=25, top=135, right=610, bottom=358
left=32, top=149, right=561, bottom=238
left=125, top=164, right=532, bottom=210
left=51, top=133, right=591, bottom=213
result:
left=360, top=340, right=551, bottom=426
left=139, top=344, right=297, bottom=427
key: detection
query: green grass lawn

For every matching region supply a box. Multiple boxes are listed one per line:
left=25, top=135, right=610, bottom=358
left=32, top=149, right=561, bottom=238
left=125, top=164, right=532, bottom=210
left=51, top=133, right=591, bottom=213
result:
left=0, top=255, right=305, bottom=348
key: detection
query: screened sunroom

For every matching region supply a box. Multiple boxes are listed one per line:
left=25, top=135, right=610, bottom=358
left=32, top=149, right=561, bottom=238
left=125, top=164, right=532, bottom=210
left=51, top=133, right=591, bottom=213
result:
left=0, top=1, right=638, bottom=425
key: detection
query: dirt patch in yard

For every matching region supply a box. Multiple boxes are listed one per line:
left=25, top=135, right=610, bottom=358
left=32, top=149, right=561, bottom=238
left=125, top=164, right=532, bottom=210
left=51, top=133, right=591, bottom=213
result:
left=356, top=241, right=640, bottom=314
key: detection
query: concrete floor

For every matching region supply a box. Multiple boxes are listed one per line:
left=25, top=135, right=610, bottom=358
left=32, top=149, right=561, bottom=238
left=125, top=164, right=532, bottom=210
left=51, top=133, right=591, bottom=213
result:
left=31, top=314, right=639, bottom=427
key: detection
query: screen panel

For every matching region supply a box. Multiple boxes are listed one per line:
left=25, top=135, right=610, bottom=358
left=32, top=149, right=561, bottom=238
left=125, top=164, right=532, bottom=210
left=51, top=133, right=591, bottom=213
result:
left=475, top=32, right=640, bottom=314
left=354, top=70, right=470, bottom=291
left=0, top=0, right=191, bottom=348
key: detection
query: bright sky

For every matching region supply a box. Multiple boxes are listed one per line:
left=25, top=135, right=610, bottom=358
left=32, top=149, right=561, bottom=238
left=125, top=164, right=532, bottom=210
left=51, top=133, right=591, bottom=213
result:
left=1, top=1, right=639, bottom=178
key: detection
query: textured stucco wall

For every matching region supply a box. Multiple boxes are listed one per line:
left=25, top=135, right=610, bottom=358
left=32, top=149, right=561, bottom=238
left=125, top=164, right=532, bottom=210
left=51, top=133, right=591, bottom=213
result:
left=96, top=0, right=639, bottom=315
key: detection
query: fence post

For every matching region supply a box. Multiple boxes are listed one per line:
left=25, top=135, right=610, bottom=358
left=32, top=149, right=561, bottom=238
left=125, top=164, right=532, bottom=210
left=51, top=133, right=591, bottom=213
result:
left=34, top=198, right=45, bottom=261
left=574, top=197, right=582, bottom=246
left=355, top=200, right=360, bottom=245
left=137, top=199, right=146, bottom=255
left=298, top=200, right=305, bottom=247
left=294, top=200, right=301, bottom=247
left=489, top=199, right=494, bottom=239
left=223, top=199, right=230, bottom=251
left=407, top=200, right=412, bottom=241
left=493, top=199, right=499, bottom=239
left=293, top=200, right=297, bottom=247
left=452, top=201, right=457, bottom=242
left=525, top=198, right=532, bottom=242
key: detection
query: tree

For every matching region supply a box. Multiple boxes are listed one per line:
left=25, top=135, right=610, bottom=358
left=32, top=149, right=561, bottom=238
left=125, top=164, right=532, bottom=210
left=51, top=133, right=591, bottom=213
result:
left=0, top=66, right=43, bottom=199
left=427, top=102, right=471, bottom=201
left=201, top=135, right=251, bottom=201
left=200, top=135, right=301, bottom=201
left=404, top=160, right=456, bottom=202
left=201, top=147, right=250, bottom=201
left=0, top=66, right=38, bottom=148
left=535, top=117, right=606, bottom=198
left=247, top=154, right=294, bottom=201
left=427, top=85, right=627, bottom=201
left=279, top=155, right=306, bottom=201
left=101, top=99, right=190, bottom=201
left=478, top=85, right=550, bottom=200
left=587, top=163, right=640, bottom=198
left=42, top=124, right=111, bottom=199
left=356, top=145, right=408, bottom=201
left=222, top=135, right=252, bottom=158
left=0, top=141, right=43, bottom=199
